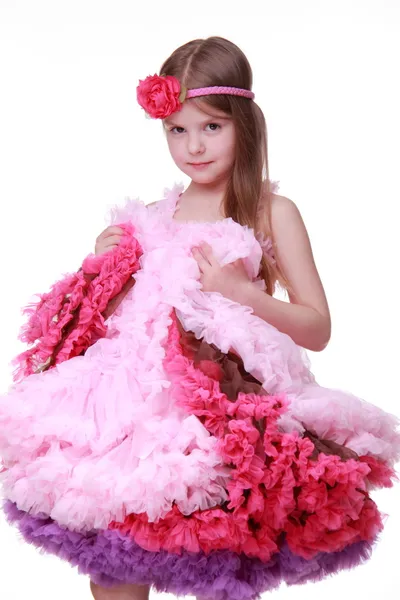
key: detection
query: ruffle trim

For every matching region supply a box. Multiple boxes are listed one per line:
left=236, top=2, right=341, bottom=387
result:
left=173, top=286, right=400, bottom=464
left=3, top=500, right=377, bottom=600
left=109, top=314, right=393, bottom=562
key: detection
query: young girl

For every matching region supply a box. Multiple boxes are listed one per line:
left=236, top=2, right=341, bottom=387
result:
left=0, top=36, right=399, bottom=600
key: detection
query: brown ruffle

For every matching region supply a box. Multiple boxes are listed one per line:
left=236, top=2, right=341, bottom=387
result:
left=176, top=318, right=359, bottom=463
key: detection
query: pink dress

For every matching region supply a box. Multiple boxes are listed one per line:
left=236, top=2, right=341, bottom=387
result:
left=0, top=183, right=399, bottom=600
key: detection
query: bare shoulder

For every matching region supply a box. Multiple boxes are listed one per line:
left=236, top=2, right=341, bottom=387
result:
left=258, top=188, right=298, bottom=230
left=270, top=192, right=298, bottom=216
left=269, top=192, right=311, bottom=252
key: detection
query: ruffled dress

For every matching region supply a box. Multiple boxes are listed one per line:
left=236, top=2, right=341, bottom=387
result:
left=0, top=183, right=399, bottom=600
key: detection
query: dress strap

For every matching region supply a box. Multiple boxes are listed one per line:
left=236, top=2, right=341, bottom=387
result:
left=160, top=183, right=184, bottom=221
left=256, top=232, right=276, bottom=265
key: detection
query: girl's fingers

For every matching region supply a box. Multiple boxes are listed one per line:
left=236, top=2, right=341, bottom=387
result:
left=192, top=247, right=209, bottom=271
left=197, top=242, right=215, bottom=265
left=105, top=226, right=124, bottom=237
left=103, top=234, right=122, bottom=247
left=97, top=226, right=124, bottom=242
left=95, top=235, right=122, bottom=253
left=96, top=244, right=118, bottom=256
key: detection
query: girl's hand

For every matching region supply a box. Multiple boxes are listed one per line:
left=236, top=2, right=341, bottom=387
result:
left=191, top=241, right=251, bottom=299
left=95, top=226, right=124, bottom=256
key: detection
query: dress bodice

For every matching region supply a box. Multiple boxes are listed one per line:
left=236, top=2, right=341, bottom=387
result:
left=160, top=183, right=276, bottom=269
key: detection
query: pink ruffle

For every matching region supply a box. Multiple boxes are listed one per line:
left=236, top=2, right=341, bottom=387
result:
left=255, top=233, right=276, bottom=265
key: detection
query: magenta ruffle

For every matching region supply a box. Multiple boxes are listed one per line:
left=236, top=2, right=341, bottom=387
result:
left=11, top=223, right=142, bottom=381
left=110, top=313, right=394, bottom=562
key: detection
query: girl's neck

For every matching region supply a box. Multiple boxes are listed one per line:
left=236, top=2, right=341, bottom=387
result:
left=179, top=179, right=227, bottom=218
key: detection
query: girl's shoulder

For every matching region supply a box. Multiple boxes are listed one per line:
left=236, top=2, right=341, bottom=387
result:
left=269, top=193, right=303, bottom=233
left=257, top=184, right=293, bottom=235
left=261, top=190, right=307, bottom=264
left=270, top=193, right=298, bottom=221
left=262, top=178, right=293, bottom=212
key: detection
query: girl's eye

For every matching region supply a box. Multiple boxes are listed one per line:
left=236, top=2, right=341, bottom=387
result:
left=169, top=123, right=221, bottom=134
left=170, top=126, right=185, bottom=134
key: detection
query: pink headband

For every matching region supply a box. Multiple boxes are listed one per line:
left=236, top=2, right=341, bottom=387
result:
left=137, top=73, right=255, bottom=119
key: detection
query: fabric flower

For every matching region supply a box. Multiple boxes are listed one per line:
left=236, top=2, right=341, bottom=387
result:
left=136, top=74, right=186, bottom=119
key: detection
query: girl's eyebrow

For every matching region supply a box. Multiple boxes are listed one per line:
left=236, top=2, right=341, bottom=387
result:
left=164, top=115, right=231, bottom=127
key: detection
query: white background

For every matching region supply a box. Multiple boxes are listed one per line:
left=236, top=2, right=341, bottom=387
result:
left=0, top=1, right=399, bottom=598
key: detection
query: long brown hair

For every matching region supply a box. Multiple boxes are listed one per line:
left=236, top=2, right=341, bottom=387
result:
left=160, top=36, right=293, bottom=297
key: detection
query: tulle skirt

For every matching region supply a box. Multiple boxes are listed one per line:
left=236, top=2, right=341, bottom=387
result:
left=1, top=311, right=398, bottom=600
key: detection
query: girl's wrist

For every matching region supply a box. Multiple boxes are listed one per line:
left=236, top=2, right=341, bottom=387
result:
left=227, top=279, right=256, bottom=305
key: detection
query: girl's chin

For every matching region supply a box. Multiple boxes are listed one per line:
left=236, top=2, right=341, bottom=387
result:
left=180, top=167, right=222, bottom=185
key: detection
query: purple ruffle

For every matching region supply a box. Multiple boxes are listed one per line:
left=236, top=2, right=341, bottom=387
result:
left=3, top=500, right=375, bottom=600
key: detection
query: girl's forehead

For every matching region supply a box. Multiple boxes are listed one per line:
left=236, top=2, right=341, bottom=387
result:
left=164, top=100, right=230, bottom=126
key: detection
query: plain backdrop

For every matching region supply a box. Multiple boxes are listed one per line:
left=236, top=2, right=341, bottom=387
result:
left=0, top=1, right=399, bottom=599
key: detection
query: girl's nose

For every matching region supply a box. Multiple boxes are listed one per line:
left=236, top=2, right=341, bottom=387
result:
left=187, top=134, right=205, bottom=155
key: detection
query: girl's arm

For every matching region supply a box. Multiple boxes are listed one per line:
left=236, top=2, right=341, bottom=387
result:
left=233, top=195, right=331, bottom=352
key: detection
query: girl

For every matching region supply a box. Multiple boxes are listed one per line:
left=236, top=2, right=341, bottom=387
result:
left=1, top=36, right=399, bottom=600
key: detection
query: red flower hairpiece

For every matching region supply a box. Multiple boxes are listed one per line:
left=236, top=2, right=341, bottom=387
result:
left=136, top=74, right=187, bottom=119
left=136, top=73, right=255, bottom=119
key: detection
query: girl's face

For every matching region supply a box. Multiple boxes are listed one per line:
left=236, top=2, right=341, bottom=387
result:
left=163, top=100, right=236, bottom=186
